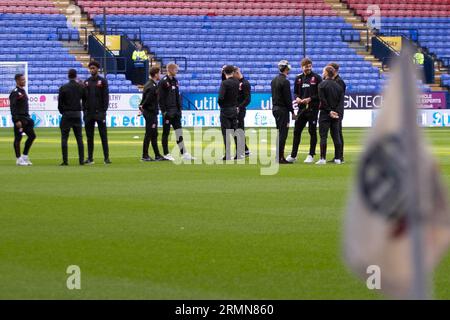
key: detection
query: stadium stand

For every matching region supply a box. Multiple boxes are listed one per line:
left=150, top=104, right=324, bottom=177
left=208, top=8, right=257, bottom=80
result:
left=0, top=0, right=137, bottom=94
left=95, top=15, right=388, bottom=93
left=76, top=0, right=335, bottom=16
left=1, top=0, right=445, bottom=94
left=79, top=0, right=386, bottom=94
left=0, top=12, right=86, bottom=94
left=344, top=0, right=450, bottom=19
left=344, top=0, right=450, bottom=63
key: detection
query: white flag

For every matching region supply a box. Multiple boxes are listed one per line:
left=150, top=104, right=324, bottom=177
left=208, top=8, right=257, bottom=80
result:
left=344, top=52, right=450, bottom=299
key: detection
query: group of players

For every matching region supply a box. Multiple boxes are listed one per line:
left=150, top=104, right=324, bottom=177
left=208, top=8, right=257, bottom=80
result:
left=271, top=58, right=346, bottom=165
left=217, top=58, right=346, bottom=164
left=8, top=57, right=345, bottom=166
left=8, top=60, right=196, bottom=166
left=10, top=60, right=113, bottom=166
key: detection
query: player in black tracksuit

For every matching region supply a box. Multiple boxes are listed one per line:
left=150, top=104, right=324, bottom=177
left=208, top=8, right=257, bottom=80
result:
left=271, top=60, right=296, bottom=164
left=140, top=67, right=164, bottom=161
left=9, top=74, right=36, bottom=166
left=328, top=62, right=346, bottom=163
left=218, top=65, right=240, bottom=160
left=288, top=59, right=322, bottom=162
left=335, top=74, right=346, bottom=162
left=83, top=60, right=110, bottom=165
left=234, top=67, right=251, bottom=157
left=159, top=63, right=193, bottom=160
left=318, top=66, right=344, bottom=163
left=58, top=69, right=85, bottom=166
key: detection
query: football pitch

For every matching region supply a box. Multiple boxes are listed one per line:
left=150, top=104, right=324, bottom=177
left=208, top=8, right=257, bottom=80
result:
left=0, top=127, right=449, bottom=299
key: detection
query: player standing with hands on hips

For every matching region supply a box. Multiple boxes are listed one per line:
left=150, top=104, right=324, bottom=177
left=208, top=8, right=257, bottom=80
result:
left=9, top=74, right=36, bottom=166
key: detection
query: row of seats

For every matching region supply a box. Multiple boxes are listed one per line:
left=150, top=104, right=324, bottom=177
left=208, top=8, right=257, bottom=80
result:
left=0, top=7, right=59, bottom=13
left=90, top=13, right=387, bottom=94
left=98, top=15, right=344, bottom=21
left=345, top=0, right=449, bottom=4
left=0, top=0, right=55, bottom=5
left=0, top=13, right=66, bottom=20
left=0, top=12, right=90, bottom=94
left=441, top=74, right=450, bottom=87
left=86, top=8, right=336, bottom=16
left=357, top=10, right=450, bottom=18
left=104, top=0, right=324, bottom=2
left=77, top=0, right=334, bottom=16
left=77, top=1, right=331, bottom=9
left=345, top=0, right=450, bottom=18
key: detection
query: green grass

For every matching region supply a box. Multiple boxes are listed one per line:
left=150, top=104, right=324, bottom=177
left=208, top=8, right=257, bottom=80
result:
left=0, top=127, right=449, bottom=299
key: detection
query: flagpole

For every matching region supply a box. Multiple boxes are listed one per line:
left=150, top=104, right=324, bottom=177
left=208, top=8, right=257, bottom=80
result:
left=400, top=48, right=429, bottom=300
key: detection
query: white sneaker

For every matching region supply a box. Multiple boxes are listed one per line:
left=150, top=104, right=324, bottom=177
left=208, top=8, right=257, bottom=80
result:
left=315, top=159, right=327, bottom=165
left=304, top=155, right=314, bottom=163
left=334, top=159, right=342, bottom=165
left=21, top=155, right=32, bottom=166
left=286, top=155, right=297, bottom=163
left=163, top=154, right=175, bottom=161
left=182, top=152, right=195, bottom=160
left=16, top=157, right=29, bottom=166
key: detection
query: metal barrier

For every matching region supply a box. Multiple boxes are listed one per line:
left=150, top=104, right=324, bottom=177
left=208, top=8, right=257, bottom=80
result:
left=151, top=56, right=188, bottom=71
left=439, top=57, right=450, bottom=70
left=91, top=56, right=128, bottom=74
left=372, top=35, right=400, bottom=70
left=56, top=27, right=89, bottom=51
left=56, top=27, right=79, bottom=42
left=383, top=26, right=419, bottom=42
left=340, top=27, right=370, bottom=51
left=80, top=27, right=88, bottom=50
left=89, top=31, right=122, bottom=75
left=97, top=26, right=142, bottom=42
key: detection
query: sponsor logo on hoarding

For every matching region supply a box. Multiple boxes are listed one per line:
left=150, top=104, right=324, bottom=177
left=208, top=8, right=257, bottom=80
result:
left=345, top=92, right=447, bottom=109
left=345, top=94, right=383, bottom=109
left=109, top=94, right=122, bottom=110
left=182, top=93, right=273, bottom=111
left=0, top=115, right=9, bottom=127
left=0, top=98, right=9, bottom=108
left=431, top=111, right=450, bottom=127
left=129, top=95, right=141, bottom=109
left=419, top=93, right=446, bottom=109
left=31, top=113, right=42, bottom=127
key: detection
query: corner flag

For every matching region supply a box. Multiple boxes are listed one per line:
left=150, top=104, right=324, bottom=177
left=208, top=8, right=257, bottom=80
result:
left=344, top=49, right=450, bottom=299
